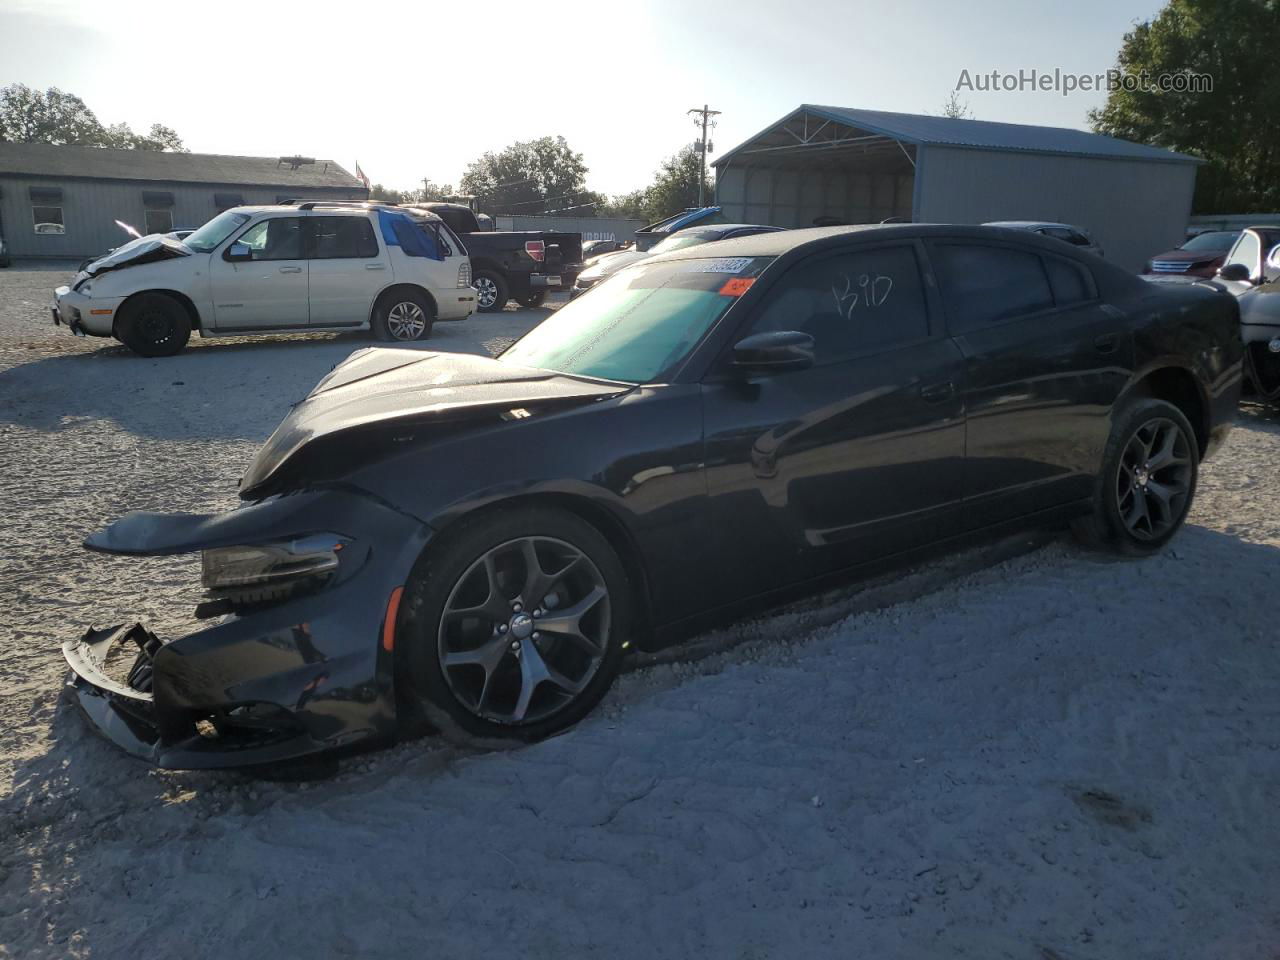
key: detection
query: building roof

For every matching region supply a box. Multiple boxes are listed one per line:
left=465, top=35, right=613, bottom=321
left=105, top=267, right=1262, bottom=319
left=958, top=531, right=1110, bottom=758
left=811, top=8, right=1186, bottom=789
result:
left=715, top=105, right=1203, bottom=167
left=0, top=142, right=365, bottom=189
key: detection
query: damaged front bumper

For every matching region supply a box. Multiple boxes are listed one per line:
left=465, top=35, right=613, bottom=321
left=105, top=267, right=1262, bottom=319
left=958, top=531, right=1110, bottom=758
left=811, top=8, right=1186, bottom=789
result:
left=52, top=284, right=117, bottom=337
left=63, top=624, right=164, bottom=762
left=63, top=489, right=433, bottom=770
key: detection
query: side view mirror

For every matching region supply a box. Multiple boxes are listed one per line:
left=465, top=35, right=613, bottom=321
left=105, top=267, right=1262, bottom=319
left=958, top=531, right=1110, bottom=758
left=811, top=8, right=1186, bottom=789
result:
left=731, top=330, right=815, bottom=374
left=225, top=242, right=253, bottom=262
left=1217, top=262, right=1252, bottom=283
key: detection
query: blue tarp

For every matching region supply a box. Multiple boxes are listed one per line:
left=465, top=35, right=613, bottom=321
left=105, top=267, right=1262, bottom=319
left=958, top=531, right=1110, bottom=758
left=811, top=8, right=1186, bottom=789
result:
left=376, top=209, right=443, bottom=260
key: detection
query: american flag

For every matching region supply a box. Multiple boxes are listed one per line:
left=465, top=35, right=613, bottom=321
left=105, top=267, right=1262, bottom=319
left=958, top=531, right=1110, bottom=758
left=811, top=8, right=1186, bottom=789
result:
left=355, top=163, right=370, bottom=190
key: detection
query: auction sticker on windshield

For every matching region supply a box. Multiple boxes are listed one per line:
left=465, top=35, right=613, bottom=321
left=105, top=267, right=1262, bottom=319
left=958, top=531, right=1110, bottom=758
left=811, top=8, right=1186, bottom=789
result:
left=676, top=257, right=755, bottom=274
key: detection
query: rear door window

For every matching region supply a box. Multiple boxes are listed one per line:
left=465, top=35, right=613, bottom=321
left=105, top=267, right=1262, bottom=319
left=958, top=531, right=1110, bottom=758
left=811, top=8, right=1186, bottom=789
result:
left=309, top=216, right=379, bottom=259
left=1043, top=256, right=1096, bottom=306
left=749, top=244, right=931, bottom=364
left=929, top=243, right=1054, bottom=333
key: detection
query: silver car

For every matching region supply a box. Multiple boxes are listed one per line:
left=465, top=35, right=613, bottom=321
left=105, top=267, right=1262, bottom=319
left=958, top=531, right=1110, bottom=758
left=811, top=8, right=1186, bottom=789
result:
left=984, top=220, right=1105, bottom=258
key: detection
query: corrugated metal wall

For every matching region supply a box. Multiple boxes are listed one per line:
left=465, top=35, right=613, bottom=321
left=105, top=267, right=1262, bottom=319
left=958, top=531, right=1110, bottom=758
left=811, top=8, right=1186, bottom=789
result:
left=0, top=178, right=364, bottom=259
left=716, top=165, right=913, bottom=227
left=494, top=215, right=647, bottom=242
left=916, top=147, right=1197, bottom=271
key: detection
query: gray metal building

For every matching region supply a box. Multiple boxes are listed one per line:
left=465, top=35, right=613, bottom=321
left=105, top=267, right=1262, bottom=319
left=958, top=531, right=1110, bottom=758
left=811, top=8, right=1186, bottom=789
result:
left=714, top=105, right=1202, bottom=271
left=0, top=143, right=366, bottom=261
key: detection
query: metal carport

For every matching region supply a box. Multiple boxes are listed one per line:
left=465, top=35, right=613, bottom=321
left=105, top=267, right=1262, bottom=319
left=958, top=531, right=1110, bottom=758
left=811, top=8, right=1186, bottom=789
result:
left=713, top=105, right=1203, bottom=271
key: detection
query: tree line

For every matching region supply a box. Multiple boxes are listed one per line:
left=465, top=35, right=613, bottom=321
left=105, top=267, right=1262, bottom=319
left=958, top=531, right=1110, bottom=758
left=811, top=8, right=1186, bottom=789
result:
left=370, top=136, right=711, bottom=224
left=0, top=83, right=185, bottom=152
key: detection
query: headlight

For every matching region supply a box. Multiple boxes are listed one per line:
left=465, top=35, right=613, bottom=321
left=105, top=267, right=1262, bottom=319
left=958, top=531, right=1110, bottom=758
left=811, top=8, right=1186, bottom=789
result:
left=201, top=536, right=344, bottom=596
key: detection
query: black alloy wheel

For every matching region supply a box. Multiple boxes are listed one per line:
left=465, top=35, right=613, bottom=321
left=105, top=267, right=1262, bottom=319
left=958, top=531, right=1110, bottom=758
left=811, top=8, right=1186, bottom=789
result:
left=1114, top=416, right=1194, bottom=542
left=398, top=506, right=630, bottom=745
left=1075, top=398, right=1199, bottom=554
left=437, top=535, right=610, bottom=725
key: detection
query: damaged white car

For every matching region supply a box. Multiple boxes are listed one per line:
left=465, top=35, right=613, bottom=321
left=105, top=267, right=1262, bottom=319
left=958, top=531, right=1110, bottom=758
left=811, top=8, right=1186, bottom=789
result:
left=51, top=201, right=477, bottom=357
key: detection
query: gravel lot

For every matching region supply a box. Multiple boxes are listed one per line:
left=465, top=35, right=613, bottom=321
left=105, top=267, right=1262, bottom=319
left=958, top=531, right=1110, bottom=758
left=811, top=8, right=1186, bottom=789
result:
left=1, top=264, right=1279, bottom=959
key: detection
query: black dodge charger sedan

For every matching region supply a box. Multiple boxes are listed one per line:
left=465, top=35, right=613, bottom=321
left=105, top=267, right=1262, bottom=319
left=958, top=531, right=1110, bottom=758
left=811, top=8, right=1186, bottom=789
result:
left=65, top=224, right=1242, bottom=769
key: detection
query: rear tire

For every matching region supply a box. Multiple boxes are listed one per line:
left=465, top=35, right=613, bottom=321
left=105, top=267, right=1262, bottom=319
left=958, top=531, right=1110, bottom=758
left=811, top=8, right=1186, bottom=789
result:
left=372, top=290, right=434, bottom=342
left=1073, top=398, right=1198, bottom=555
left=398, top=505, right=631, bottom=747
left=473, top=270, right=509, bottom=313
left=516, top=290, right=547, bottom=308
left=116, top=292, right=191, bottom=357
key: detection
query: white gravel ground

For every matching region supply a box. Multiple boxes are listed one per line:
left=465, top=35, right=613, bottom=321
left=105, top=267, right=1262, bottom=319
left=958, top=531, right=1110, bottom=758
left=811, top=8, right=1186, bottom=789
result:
left=1, top=265, right=1279, bottom=959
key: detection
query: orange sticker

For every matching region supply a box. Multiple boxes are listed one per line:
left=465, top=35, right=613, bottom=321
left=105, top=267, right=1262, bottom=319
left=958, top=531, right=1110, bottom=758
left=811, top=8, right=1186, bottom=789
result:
left=719, top=277, right=756, bottom=297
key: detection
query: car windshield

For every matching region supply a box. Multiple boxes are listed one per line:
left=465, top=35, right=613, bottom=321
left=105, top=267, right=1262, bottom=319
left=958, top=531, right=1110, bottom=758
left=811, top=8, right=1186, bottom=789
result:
left=184, top=211, right=252, bottom=252
left=501, top=256, right=773, bottom=383
left=650, top=232, right=716, bottom=254
left=1181, top=231, right=1239, bottom=252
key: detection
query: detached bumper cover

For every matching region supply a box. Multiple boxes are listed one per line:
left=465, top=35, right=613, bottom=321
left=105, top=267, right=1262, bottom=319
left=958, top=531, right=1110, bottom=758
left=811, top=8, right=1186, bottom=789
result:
left=63, top=624, right=163, bottom=762
left=66, top=488, right=434, bottom=770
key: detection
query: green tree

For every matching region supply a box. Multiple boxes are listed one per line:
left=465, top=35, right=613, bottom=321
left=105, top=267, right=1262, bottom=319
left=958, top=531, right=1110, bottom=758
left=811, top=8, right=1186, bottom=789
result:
left=460, top=136, right=590, bottom=215
left=596, top=189, right=648, bottom=220
left=634, top=145, right=713, bottom=223
left=369, top=180, right=457, bottom=204
left=101, top=120, right=186, bottom=151
left=0, top=83, right=186, bottom=151
left=1089, top=0, right=1280, bottom=213
left=0, top=84, right=103, bottom=145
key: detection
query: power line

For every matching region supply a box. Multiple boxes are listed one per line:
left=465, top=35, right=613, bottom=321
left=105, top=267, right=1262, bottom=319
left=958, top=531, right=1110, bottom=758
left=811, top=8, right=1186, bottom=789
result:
left=687, top=104, right=721, bottom=207
left=502, top=190, right=593, bottom=209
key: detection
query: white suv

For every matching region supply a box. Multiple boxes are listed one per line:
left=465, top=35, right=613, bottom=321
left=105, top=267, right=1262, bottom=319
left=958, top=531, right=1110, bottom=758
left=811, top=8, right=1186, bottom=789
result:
left=52, top=201, right=476, bottom=356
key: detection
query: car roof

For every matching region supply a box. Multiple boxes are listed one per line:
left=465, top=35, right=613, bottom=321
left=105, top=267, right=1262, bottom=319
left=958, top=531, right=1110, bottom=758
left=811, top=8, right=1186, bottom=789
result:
left=228, top=203, right=442, bottom=221
left=686, top=223, right=781, bottom=236
left=647, top=223, right=1102, bottom=263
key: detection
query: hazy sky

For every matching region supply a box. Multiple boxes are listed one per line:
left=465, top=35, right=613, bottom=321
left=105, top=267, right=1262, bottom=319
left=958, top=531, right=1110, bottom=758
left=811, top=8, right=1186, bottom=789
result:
left=0, top=0, right=1164, bottom=196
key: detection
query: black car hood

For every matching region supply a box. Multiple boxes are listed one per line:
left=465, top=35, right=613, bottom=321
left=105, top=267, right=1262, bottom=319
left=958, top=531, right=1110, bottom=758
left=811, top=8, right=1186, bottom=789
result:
left=240, top=348, right=630, bottom=498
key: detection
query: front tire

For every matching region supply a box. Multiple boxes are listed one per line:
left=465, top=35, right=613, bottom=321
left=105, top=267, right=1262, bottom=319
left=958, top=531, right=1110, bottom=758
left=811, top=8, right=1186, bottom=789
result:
left=372, top=290, right=434, bottom=342
left=473, top=270, right=509, bottom=313
left=1074, top=398, right=1198, bottom=554
left=116, top=292, right=192, bottom=357
left=398, top=506, right=631, bottom=746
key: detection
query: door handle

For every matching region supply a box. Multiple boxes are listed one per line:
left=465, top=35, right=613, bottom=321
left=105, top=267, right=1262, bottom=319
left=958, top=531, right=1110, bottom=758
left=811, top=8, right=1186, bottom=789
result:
left=1094, top=333, right=1119, bottom=353
left=278, top=266, right=302, bottom=274
left=365, top=263, right=386, bottom=271
left=919, top=381, right=956, bottom=403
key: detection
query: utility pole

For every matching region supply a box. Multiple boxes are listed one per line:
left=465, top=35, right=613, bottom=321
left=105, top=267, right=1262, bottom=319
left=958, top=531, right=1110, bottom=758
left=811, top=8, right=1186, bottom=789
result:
left=687, top=104, right=721, bottom=207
